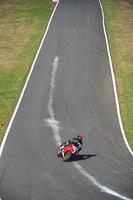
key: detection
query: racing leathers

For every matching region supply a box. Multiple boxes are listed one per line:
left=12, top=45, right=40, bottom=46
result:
left=64, top=137, right=83, bottom=154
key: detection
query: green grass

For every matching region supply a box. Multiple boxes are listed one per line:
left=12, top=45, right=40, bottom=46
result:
left=100, top=0, right=133, bottom=149
left=0, top=0, right=132, bottom=151
left=0, top=0, right=55, bottom=140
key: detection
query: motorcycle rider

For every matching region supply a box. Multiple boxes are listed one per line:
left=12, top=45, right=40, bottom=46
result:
left=63, top=135, right=83, bottom=154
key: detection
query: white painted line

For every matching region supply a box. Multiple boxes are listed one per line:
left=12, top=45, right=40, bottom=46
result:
left=0, top=1, right=60, bottom=157
left=46, top=57, right=132, bottom=200
left=0, top=0, right=131, bottom=199
left=74, top=162, right=132, bottom=200
left=45, top=56, right=62, bottom=146
left=49, top=56, right=59, bottom=119
left=99, top=0, right=133, bottom=156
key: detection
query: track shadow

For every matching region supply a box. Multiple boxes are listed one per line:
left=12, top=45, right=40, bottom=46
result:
left=71, top=154, right=97, bottom=162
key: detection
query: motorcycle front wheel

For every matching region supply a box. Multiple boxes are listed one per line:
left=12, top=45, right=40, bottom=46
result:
left=57, top=149, right=62, bottom=157
left=63, top=151, right=72, bottom=162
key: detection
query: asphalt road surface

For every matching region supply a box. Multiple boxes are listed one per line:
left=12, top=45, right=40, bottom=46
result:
left=0, top=0, right=132, bottom=199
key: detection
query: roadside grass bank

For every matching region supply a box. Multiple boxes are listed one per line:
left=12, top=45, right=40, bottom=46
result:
left=0, top=0, right=132, bottom=151
left=0, top=0, right=55, bottom=140
left=100, top=0, right=133, bottom=150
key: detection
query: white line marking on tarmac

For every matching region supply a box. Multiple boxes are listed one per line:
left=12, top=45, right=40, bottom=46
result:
left=45, top=57, right=132, bottom=200
left=99, top=0, right=133, bottom=156
left=45, top=56, right=62, bottom=146
left=0, top=1, right=60, bottom=157
left=73, top=162, right=132, bottom=200
left=1, top=0, right=131, bottom=199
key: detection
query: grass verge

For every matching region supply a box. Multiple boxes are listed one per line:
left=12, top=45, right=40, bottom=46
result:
left=100, top=0, right=133, bottom=150
left=0, top=0, right=132, bottom=151
left=0, top=0, right=55, bottom=140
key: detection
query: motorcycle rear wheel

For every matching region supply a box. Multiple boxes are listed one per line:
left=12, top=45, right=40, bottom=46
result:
left=63, top=151, right=72, bottom=162
left=57, top=149, right=62, bottom=157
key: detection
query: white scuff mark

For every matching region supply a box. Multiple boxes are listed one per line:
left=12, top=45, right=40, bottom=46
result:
left=45, top=57, right=132, bottom=200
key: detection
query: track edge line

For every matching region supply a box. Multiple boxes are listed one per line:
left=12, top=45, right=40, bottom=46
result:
left=99, top=0, right=133, bottom=156
left=0, top=1, right=60, bottom=158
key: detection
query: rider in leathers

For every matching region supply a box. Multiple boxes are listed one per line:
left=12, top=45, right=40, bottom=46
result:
left=63, top=135, right=83, bottom=154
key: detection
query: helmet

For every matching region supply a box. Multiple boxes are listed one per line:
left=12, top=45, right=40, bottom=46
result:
left=77, top=135, right=83, bottom=142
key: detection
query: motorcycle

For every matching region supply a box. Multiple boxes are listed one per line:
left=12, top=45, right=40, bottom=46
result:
left=57, top=142, right=78, bottom=162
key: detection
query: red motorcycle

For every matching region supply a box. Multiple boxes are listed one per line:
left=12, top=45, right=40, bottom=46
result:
left=57, top=142, right=78, bottom=162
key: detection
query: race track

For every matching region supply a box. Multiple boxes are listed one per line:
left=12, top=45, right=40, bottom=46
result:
left=0, top=0, right=132, bottom=199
